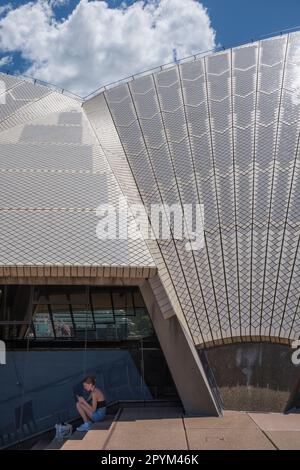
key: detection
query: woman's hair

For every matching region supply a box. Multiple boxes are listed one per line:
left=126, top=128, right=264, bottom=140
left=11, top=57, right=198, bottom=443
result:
left=83, top=375, right=96, bottom=386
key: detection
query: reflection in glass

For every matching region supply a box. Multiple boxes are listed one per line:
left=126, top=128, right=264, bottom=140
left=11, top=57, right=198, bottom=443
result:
left=91, top=292, right=114, bottom=324
left=1, top=285, right=178, bottom=448
left=134, top=308, right=154, bottom=338
left=72, top=305, right=94, bottom=330
left=69, top=291, right=88, bottom=305
left=51, top=305, right=73, bottom=337
left=48, top=294, right=68, bottom=305
left=29, top=287, right=152, bottom=341
left=33, top=305, right=54, bottom=338
left=113, top=291, right=135, bottom=316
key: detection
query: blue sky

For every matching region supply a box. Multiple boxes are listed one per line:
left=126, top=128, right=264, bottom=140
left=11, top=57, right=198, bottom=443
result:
left=202, top=0, right=300, bottom=46
left=7, top=0, right=300, bottom=45
left=0, top=0, right=299, bottom=96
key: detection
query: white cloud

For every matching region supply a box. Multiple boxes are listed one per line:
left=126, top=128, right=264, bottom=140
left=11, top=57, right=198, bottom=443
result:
left=49, top=0, right=70, bottom=6
left=0, top=0, right=216, bottom=96
left=0, top=55, right=11, bottom=67
left=0, top=3, right=12, bottom=17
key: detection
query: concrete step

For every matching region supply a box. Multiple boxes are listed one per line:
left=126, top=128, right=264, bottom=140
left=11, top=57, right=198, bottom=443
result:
left=61, top=411, right=120, bottom=450
left=105, top=407, right=187, bottom=450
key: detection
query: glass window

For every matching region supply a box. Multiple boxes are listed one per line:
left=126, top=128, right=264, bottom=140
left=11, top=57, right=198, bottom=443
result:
left=93, top=310, right=114, bottom=324
left=29, top=287, right=151, bottom=341
left=70, top=292, right=89, bottom=305
left=33, top=286, right=47, bottom=303
left=95, top=324, right=118, bottom=341
left=48, top=294, right=69, bottom=305
left=72, top=305, right=94, bottom=330
left=114, top=309, right=154, bottom=340
left=134, top=308, right=154, bottom=338
left=25, top=324, right=35, bottom=339
left=46, top=286, right=70, bottom=304
left=113, top=291, right=135, bottom=316
left=34, top=295, right=48, bottom=304
left=33, top=305, right=54, bottom=338
left=51, top=305, right=74, bottom=338
left=91, top=292, right=112, bottom=308
left=115, top=316, right=137, bottom=340
left=91, top=293, right=114, bottom=324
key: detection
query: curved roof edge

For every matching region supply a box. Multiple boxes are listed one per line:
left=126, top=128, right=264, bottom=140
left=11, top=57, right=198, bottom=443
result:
left=83, top=27, right=300, bottom=101
left=1, top=26, right=300, bottom=103
left=0, top=71, right=83, bottom=102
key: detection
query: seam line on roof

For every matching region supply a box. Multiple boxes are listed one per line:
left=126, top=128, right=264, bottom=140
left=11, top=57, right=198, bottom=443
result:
left=0, top=90, right=53, bottom=128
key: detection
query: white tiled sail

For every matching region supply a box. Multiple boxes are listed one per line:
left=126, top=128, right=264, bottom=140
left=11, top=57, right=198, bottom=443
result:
left=1, top=32, right=300, bottom=345
left=0, top=77, right=155, bottom=273
left=84, top=32, right=300, bottom=346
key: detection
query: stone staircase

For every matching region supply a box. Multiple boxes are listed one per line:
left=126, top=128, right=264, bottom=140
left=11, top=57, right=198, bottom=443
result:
left=55, top=410, right=120, bottom=451
left=60, top=407, right=185, bottom=450
left=29, top=408, right=300, bottom=450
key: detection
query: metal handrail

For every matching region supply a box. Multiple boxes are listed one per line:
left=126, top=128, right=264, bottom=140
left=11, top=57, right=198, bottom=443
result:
left=0, top=71, right=83, bottom=102
left=0, top=321, right=31, bottom=325
left=82, top=24, right=300, bottom=100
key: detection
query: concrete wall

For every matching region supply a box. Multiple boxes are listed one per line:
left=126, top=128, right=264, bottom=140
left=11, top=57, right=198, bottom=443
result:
left=140, top=280, right=221, bottom=416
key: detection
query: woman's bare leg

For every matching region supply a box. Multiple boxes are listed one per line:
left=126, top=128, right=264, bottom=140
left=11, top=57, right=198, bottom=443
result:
left=76, top=402, right=89, bottom=423
left=79, top=401, right=93, bottom=420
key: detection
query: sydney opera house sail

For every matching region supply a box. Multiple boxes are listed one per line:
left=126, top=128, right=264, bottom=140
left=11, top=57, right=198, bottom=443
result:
left=85, top=32, right=300, bottom=347
left=1, top=32, right=300, bottom=430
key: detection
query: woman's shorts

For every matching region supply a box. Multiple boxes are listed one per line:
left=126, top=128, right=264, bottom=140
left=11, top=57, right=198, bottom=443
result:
left=91, top=407, right=106, bottom=422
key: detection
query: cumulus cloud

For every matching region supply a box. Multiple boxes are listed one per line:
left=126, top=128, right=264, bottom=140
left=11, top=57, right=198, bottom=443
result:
left=0, top=0, right=216, bottom=96
left=49, top=0, right=70, bottom=5
left=0, top=55, right=12, bottom=67
left=0, top=4, right=12, bottom=17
